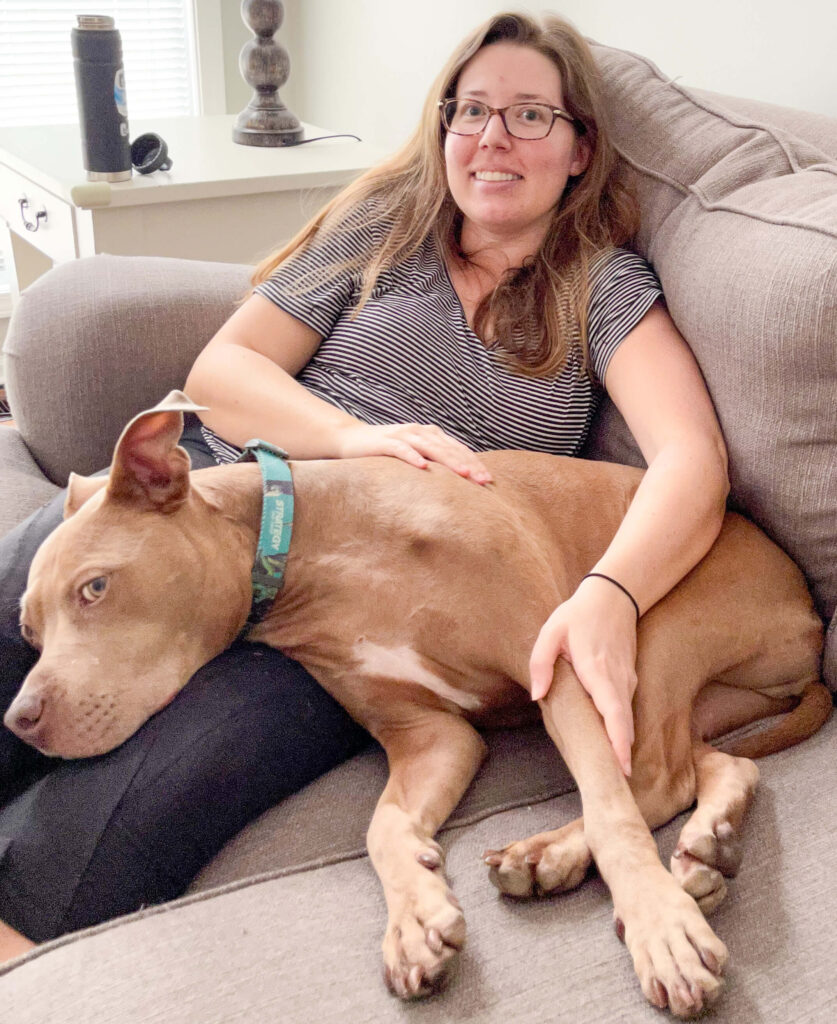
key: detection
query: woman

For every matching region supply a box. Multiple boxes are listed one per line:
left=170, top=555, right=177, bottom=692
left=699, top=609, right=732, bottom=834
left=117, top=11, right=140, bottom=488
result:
left=0, top=11, right=728, bottom=961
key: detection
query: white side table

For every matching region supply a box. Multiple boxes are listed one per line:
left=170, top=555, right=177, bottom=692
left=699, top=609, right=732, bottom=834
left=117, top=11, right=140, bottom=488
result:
left=0, top=116, right=384, bottom=307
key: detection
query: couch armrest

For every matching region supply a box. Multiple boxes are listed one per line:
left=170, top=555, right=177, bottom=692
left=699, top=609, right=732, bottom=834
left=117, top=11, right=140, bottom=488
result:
left=0, top=426, right=61, bottom=537
left=3, top=254, right=252, bottom=485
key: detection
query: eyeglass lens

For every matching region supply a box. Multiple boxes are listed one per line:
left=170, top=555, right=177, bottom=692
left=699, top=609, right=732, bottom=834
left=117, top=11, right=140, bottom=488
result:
left=442, top=100, right=555, bottom=139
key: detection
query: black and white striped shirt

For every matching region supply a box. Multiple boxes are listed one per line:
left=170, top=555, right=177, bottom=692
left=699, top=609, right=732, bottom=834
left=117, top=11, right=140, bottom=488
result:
left=202, top=205, right=661, bottom=464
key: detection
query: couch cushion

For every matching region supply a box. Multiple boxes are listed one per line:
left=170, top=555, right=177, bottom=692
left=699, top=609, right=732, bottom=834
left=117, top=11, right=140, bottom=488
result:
left=0, top=427, right=60, bottom=536
left=4, top=713, right=836, bottom=1023
left=190, top=724, right=576, bottom=890
left=584, top=43, right=837, bottom=687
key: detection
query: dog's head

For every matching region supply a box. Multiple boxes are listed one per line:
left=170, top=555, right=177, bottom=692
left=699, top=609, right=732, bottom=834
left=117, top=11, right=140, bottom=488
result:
left=5, top=392, right=252, bottom=758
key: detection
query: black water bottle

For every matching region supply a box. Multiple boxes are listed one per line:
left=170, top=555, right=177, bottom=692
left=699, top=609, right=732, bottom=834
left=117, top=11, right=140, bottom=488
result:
left=71, top=14, right=132, bottom=181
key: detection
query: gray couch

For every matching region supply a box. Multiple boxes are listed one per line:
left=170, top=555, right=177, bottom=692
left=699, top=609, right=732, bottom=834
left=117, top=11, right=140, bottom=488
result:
left=1, top=41, right=836, bottom=1023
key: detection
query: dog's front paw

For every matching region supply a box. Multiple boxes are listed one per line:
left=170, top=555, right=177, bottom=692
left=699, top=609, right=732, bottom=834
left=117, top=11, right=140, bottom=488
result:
left=382, top=855, right=465, bottom=999
left=615, top=876, right=728, bottom=1019
left=483, top=820, right=591, bottom=897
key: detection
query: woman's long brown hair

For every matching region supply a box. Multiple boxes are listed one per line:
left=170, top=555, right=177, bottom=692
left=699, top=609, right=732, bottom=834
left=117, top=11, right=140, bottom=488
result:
left=251, top=11, right=639, bottom=378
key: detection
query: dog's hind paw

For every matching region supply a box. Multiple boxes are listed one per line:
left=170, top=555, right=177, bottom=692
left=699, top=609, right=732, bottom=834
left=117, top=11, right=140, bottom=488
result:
left=484, top=820, right=591, bottom=897
left=671, top=817, right=743, bottom=914
left=675, top=819, right=743, bottom=877
left=671, top=848, right=728, bottom=915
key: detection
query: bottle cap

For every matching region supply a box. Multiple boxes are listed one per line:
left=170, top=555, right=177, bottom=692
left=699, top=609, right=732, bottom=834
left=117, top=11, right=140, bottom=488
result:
left=77, top=15, right=116, bottom=30
left=130, top=133, right=173, bottom=174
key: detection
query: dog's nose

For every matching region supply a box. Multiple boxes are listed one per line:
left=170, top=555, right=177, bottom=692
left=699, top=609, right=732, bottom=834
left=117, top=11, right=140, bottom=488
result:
left=4, top=692, right=45, bottom=737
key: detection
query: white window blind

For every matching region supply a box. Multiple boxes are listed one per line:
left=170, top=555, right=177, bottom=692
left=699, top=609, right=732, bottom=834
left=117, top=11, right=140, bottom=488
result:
left=0, top=0, right=199, bottom=127
left=0, top=1, right=199, bottom=297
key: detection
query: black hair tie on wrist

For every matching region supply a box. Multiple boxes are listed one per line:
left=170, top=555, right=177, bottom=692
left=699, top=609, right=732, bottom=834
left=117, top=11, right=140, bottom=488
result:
left=581, top=572, right=640, bottom=619
left=131, top=133, right=173, bottom=174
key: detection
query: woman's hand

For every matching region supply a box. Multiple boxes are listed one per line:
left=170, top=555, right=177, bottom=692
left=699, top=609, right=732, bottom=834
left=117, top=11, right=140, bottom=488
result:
left=529, top=575, right=639, bottom=777
left=335, top=421, right=493, bottom=484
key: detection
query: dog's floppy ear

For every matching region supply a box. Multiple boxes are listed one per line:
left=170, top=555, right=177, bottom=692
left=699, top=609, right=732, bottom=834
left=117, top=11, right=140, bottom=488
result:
left=107, top=391, right=209, bottom=513
left=64, top=473, right=108, bottom=519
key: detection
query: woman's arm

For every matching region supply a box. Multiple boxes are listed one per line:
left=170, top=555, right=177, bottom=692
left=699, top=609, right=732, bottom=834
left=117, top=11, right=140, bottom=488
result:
left=582, top=301, right=729, bottom=614
left=185, top=293, right=492, bottom=480
left=530, top=302, right=729, bottom=775
left=185, top=293, right=358, bottom=457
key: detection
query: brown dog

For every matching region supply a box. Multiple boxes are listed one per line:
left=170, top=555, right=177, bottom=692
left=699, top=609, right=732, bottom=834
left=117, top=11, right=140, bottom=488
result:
left=6, top=393, right=830, bottom=1018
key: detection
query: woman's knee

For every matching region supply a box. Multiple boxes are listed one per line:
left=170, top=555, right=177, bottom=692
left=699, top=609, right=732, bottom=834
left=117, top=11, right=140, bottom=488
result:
left=0, top=641, right=370, bottom=940
left=108, top=642, right=371, bottom=852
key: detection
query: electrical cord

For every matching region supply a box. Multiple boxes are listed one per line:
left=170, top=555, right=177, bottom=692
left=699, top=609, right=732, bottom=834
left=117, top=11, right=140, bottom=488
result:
left=289, top=133, right=362, bottom=145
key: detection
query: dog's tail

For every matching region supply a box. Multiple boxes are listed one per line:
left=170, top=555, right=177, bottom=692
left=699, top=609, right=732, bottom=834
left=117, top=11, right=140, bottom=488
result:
left=724, top=682, right=833, bottom=759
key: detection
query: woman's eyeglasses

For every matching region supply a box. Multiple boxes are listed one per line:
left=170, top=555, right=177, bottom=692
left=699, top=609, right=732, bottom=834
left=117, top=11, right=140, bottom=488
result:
left=439, top=98, right=585, bottom=140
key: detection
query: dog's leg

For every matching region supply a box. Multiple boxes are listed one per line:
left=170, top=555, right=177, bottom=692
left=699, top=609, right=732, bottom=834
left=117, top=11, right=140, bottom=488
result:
left=482, top=745, right=698, bottom=901
left=481, top=718, right=693, bottom=901
left=484, top=639, right=697, bottom=903
left=367, top=711, right=487, bottom=1000
left=670, top=740, right=759, bottom=914
left=536, top=663, right=727, bottom=1018
left=488, top=739, right=757, bottom=916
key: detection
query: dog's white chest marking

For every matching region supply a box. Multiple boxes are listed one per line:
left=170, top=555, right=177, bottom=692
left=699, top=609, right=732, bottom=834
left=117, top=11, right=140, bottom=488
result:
left=353, top=641, right=483, bottom=712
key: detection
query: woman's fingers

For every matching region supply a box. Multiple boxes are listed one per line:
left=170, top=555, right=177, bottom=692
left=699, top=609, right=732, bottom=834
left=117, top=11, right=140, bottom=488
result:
left=534, top=650, right=635, bottom=776
left=529, top=626, right=562, bottom=701
left=383, top=438, right=430, bottom=470
left=399, top=426, right=492, bottom=483
left=337, top=422, right=492, bottom=484
left=583, top=674, right=635, bottom=778
left=529, top=598, right=637, bottom=777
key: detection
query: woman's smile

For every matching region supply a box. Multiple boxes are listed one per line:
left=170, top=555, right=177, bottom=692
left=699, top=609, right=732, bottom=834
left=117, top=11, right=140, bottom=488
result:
left=472, top=170, right=523, bottom=181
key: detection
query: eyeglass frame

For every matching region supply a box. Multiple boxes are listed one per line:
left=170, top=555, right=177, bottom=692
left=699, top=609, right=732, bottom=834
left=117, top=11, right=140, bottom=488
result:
left=438, top=98, right=587, bottom=139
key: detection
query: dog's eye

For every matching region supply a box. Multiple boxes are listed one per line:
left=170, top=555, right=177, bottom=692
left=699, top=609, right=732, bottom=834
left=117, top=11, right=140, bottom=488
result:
left=80, top=576, right=109, bottom=604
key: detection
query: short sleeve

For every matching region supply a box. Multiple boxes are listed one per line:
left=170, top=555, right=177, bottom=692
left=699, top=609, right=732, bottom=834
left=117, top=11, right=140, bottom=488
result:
left=254, top=199, right=386, bottom=338
left=587, top=248, right=663, bottom=386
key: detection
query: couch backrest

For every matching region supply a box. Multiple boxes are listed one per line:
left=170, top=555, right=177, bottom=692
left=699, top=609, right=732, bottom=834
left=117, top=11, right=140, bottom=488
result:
left=581, top=42, right=837, bottom=684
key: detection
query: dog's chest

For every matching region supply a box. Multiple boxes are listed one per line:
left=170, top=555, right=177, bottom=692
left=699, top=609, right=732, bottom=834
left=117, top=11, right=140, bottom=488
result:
left=351, top=639, right=485, bottom=713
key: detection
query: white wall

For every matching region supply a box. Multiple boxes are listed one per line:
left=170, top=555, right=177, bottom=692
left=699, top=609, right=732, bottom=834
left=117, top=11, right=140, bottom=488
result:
left=278, top=0, right=836, bottom=152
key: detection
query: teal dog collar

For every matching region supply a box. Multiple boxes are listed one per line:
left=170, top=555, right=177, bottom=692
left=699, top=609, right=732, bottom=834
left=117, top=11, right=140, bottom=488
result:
left=235, top=439, right=294, bottom=624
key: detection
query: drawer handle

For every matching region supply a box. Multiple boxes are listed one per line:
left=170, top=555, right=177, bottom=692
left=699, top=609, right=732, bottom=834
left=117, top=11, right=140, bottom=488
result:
left=18, top=197, right=48, bottom=233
